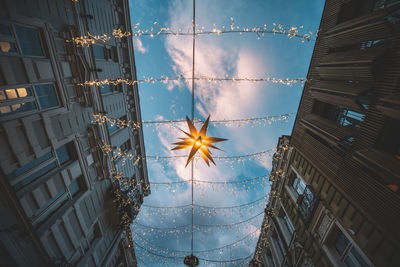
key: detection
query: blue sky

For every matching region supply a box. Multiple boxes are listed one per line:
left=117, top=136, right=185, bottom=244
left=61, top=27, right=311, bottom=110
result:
left=129, top=0, right=325, bottom=266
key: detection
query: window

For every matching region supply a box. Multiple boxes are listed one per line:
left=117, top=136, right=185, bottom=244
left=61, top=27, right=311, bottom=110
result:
left=34, top=84, right=59, bottom=109
left=107, top=122, right=118, bottom=134
left=337, top=108, right=364, bottom=128
left=92, top=45, right=105, bottom=59
left=312, top=100, right=364, bottom=128
left=327, top=227, right=370, bottom=267
left=14, top=25, right=44, bottom=56
left=120, top=140, right=131, bottom=152
left=0, top=87, right=36, bottom=116
left=34, top=176, right=84, bottom=225
left=0, top=24, right=18, bottom=54
left=272, top=231, right=285, bottom=262
left=107, top=115, right=126, bottom=135
left=375, top=117, right=400, bottom=159
left=14, top=161, right=57, bottom=190
left=337, top=0, right=372, bottom=24
left=8, top=151, right=53, bottom=179
left=298, top=186, right=317, bottom=223
left=68, top=176, right=85, bottom=197
left=283, top=214, right=295, bottom=234
left=35, top=188, right=66, bottom=218
left=266, top=249, right=275, bottom=267
left=290, top=172, right=318, bottom=224
left=55, top=142, right=76, bottom=166
left=105, top=47, right=112, bottom=60
left=100, top=84, right=112, bottom=94
left=0, top=84, right=59, bottom=117
left=292, top=175, right=306, bottom=197
left=9, top=143, right=75, bottom=191
left=35, top=194, right=68, bottom=225
left=312, top=101, right=341, bottom=121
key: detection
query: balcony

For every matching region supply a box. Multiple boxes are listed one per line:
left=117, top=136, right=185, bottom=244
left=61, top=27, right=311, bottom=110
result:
left=297, top=186, right=318, bottom=224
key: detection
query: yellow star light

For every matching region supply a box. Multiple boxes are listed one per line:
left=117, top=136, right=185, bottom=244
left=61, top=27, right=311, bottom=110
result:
left=172, top=116, right=227, bottom=167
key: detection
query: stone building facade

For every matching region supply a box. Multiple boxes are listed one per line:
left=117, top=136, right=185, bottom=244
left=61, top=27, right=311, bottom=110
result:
left=251, top=0, right=400, bottom=266
left=0, top=0, right=149, bottom=266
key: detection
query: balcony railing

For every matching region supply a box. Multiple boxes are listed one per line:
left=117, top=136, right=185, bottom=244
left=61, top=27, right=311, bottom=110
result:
left=337, top=108, right=365, bottom=128
left=298, top=186, right=318, bottom=224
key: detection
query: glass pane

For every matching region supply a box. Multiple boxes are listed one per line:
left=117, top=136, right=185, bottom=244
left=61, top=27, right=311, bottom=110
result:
left=100, top=84, right=111, bottom=94
left=14, top=161, right=57, bottom=190
left=0, top=105, right=12, bottom=115
left=17, top=88, right=31, bottom=98
left=68, top=178, right=82, bottom=197
left=56, top=144, right=71, bottom=165
left=335, top=232, right=350, bottom=256
left=345, top=255, right=357, bottom=267
left=283, top=215, right=295, bottom=233
left=350, top=247, right=369, bottom=267
left=0, top=41, right=17, bottom=53
left=34, top=84, right=59, bottom=109
left=35, top=188, right=66, bottom=217
left=92, top=45, right=105, bottom=59
left=0, top=24, right=11, bottom=35
left=15, top=25, right=44, bottom=56
left=297, top=178, right=306, bottom=195
left=36, top=194, right=68, bottom=225
left=292, top=177, right=299, bottom=188
left=10, top=151, right=53, bottom=178
left=107, top=122, right=118, bottom=134
left=5, top=89, right=17, bottom=99
left=10, top=101, right=36, bottom=113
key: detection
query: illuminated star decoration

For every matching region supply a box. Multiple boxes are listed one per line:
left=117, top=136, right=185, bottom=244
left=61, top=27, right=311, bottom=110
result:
left=172, top=116, right=227, bottom=167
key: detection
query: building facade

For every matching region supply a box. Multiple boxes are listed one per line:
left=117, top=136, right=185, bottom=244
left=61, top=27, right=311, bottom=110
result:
left=0, top=0, right=149, bottom=266
left=251, top=0, right=400, bottom=266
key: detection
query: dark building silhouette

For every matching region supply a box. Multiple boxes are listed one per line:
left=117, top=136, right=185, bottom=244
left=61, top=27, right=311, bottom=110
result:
left=0, top=0, right=149, bottom=266
left=251, top=0, right=400, bottom=266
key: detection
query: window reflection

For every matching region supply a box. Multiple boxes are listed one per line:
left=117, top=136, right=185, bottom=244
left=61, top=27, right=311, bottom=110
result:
left=0, top=41, right=14, bottom=53
left=5, top=89, right=18, bottom=99
left=14, top=25, right=44, bottom=57
left=0, top=84, right=59, bottom=117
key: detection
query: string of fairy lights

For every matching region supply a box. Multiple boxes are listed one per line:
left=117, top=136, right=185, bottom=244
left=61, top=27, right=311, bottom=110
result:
left=100, top=142, right=277, bottom=168
left=68, top=0, right=307, bottom=264
left=106, top=137, right=287, bottom=265
left=79, top=76, right=306, bottom=87
left=92, top=112, right=294, bottom=131
left=67, top=17, right=315, bottom=47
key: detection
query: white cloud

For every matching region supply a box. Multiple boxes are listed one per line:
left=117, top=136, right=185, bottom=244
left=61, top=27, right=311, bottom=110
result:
left=133, top=38, right=148, bottom=54
left=155, top=114, right=164, bottom=120
left=163, top=3, right=278, bottom=168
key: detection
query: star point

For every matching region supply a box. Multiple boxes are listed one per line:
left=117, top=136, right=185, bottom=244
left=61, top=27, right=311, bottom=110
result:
left=171, top=115, right=227, bottom=167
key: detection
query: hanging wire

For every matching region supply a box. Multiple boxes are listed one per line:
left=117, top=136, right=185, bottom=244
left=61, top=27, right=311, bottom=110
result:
left=149, top=173, right=270, bottom=185
left=132, top=228, right=260, bottom=254
left=67, top=20, right=314, bottom=46
left=134, top=211, right=263, bottom=230
left=142, top=194, right=268, bottom=209
left=92, top=112, right=294, bottom=131
left=133, top=241, right=254, bottom=263
left=190, top=0, right=196, bottom=256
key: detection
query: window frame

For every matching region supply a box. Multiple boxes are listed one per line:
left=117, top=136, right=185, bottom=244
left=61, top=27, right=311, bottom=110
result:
left=0, top=82, right=60, bottom=119
left=0, top=23, right=20, bottom=55
left=0, top=23, right=46, bottom=58
left=9, top=142, right=76, bottom=191
left=323, top=222, right=373, bottom=267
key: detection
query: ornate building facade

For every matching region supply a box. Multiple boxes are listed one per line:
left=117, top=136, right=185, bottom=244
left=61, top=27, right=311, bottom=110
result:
left=251, top=0, right=400, bottom=266
left=0, top=0, right=149, bottom=266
